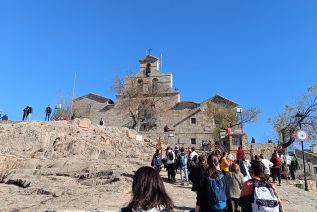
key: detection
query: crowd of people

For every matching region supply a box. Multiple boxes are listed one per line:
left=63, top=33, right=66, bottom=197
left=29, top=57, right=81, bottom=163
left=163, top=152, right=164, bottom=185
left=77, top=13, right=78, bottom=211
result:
left=128, top=145, right=286, bottom=212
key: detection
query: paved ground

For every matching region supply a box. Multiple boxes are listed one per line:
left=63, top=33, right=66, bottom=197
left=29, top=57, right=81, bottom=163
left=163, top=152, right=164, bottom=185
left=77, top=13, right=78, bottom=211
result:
left=275, top=180, right=317, bottom=212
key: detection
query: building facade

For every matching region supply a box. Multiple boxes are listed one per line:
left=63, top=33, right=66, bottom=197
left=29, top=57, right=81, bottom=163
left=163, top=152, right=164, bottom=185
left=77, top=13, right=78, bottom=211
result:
left=72, top=54, right=247, bottom=153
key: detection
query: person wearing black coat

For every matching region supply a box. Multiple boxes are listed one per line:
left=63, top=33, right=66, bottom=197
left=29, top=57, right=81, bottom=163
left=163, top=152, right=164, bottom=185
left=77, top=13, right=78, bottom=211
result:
left=191, top=154, right=208, bottom=192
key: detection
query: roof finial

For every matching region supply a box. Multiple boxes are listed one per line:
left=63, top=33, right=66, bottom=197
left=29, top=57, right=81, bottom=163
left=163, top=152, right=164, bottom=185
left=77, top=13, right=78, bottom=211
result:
left=147, top=48, right=152, bottom=55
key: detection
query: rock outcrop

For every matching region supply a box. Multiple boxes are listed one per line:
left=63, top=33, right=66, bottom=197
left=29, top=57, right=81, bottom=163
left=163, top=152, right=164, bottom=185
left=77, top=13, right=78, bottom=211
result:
left=0, top=120, right=155, bottom=211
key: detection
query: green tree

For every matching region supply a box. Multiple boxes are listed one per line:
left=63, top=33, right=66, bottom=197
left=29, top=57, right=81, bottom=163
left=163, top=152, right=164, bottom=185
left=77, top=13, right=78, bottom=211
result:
left=206, top=101, right=260, bottom=139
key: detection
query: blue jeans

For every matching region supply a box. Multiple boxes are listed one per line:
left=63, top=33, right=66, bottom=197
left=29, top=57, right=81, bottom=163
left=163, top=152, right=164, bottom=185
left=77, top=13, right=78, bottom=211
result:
left=154, top=165, right=161, bottom=172
left=180, top=167, right=188, bottom=182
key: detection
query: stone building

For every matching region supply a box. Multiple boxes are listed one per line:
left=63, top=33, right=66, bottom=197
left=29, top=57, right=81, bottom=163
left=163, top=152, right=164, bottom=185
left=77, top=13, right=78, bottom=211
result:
left=295, top=144, right=317, bottom=177
left=73, top=54, right=247, bottom=154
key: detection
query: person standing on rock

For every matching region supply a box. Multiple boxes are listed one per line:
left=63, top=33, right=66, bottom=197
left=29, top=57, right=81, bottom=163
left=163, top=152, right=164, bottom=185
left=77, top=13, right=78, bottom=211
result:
left=27, top=106, right=33, bottom=121
left=164, top=147, right=176, bottom=182
left=120, top=166, right=174, bottom=212
left=22, top=106, right=29, bottom=121
left=45, top=104, right=52, bottom=121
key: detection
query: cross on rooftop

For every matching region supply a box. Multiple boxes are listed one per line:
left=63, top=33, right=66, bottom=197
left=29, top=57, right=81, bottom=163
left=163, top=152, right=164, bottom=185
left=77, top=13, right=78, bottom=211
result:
left=147, top=48, right=152, bottom=55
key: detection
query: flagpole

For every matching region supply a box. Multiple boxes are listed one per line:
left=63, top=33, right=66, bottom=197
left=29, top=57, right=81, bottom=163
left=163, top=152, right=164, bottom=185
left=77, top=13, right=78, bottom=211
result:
left=70, top=72, right=77, bottom=118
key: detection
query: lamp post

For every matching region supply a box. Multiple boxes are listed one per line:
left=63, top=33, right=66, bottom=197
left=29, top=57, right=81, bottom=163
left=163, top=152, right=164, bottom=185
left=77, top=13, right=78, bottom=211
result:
left=236, top=107, right=243, bottom=145
left=295, top=110, right=309, bottom=191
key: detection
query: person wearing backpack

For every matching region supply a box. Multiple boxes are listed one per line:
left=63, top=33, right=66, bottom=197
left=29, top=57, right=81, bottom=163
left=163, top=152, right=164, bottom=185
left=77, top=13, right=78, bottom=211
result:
left=224, top=163, right=244, bottom=212
left=119, top=166, right=174, bottom=212
left=174, top=145, right=181, bottom=173
left=151, top=149, right=163, bottom=173
left=238, top=160, right=284, bottom=212
left=195, top=154, right=227, bottom=212
left=259, top=154, right=273, bottom=181
left=27, top=106, right=33, bottom=121
left=22, top=106, right=29, bottom=121
left=270, top=152, right=282, bottom=186
left=235, top=154, right=251, bottom=183
left=189, top=147, right=199, bottom=169
left=178, top=147, right=189, bottom=186
left=45, top=105, right=52, bottom=121
left=164, top=147, right=176, bottom=182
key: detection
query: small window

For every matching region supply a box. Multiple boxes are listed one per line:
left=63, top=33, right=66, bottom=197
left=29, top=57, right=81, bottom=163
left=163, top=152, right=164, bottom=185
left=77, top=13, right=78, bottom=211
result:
left=191, top=138, right=196, bottom=144
left=314, top=167, right=317, bottom=174
left=233, top=137, right=241, bottom=145
left=137, top=79, right=143, bottom=93
left=191, top=118, right=196, bottom=124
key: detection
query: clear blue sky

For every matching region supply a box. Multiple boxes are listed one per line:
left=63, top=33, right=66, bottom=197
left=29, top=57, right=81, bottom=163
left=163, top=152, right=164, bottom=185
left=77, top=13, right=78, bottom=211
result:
left=1, top=1, right=317, bottom=143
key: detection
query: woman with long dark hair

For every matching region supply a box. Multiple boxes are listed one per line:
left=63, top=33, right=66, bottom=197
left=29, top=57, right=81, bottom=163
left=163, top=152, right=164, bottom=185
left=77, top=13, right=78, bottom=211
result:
left=120, top=166, right=174, bottom=212
left=195, top=154, right=227, bottom=212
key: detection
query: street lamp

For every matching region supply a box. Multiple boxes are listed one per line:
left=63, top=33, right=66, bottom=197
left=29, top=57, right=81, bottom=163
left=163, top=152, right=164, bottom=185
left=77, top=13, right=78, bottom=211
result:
left=295, top=110, right=309, bottom=191
left=236, top=107, right=243, bottom=145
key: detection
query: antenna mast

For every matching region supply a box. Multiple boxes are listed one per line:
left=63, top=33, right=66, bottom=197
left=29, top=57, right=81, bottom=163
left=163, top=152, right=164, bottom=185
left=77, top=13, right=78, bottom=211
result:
left=160, top=53, right=163, bottom=72
left=70, top=72, right=77, bottom=117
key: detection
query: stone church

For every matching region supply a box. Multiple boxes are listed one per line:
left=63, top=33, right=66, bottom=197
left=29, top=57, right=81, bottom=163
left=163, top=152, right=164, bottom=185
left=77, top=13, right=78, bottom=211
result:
left=72, top=54, right=247, bottom=154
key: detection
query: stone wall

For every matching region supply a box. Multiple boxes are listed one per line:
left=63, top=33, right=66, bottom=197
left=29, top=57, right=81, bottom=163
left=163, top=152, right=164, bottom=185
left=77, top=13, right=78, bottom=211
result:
left=72, top=96, right=114, bottom=124
left=243, top=143, right=275, bottom=160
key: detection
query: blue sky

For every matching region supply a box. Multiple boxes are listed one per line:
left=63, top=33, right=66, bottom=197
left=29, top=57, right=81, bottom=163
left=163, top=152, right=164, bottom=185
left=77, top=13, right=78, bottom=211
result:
left=0, top=1, right=316, bottom=143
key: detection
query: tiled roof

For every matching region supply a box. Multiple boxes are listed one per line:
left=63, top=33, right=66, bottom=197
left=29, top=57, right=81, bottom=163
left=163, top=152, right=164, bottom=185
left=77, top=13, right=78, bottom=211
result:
left=74, top=93, right=113, bottom=103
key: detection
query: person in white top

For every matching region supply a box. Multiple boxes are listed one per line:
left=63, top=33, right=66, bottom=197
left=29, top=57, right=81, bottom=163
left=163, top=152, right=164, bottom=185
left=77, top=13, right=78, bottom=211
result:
left=189, top=147, right=199, bottom=166
left=164, top=147, right=176, bottom=181
left=260, top=153, right=273, bottom=181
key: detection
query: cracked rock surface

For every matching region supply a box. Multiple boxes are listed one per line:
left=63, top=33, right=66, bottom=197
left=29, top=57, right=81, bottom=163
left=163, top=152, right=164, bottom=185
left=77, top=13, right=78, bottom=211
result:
left=0, top=121, right=155, bottom=211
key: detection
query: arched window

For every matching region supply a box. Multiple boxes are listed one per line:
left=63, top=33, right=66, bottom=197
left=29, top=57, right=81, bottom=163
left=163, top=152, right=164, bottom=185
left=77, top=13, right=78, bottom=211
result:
left=152, top=78, right=159, bottom=94
left=145, top=63, right=151, bottom=77
left=137, top=79, right=143, bottom=94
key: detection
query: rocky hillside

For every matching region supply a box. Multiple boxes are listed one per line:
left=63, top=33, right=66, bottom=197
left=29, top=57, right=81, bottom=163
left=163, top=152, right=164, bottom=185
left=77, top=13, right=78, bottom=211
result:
left=0, top=120, right=156, bottom=211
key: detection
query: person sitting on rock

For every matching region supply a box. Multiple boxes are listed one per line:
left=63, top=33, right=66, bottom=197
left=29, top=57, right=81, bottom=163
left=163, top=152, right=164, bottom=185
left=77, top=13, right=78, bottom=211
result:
left=120, top=166, right=174, bottom=212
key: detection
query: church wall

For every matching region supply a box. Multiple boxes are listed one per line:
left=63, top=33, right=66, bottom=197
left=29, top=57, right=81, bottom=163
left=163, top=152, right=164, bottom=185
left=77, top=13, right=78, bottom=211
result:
left=73, top=98, right=112, bottom=124
left=71, top=54, right=265, bottom=154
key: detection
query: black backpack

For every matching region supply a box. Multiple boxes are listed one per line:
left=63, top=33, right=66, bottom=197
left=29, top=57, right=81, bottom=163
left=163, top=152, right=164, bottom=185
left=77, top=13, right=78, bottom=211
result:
left=168, top=152, right=174, bottom=160
left=46, top=107, right=52, bottom=114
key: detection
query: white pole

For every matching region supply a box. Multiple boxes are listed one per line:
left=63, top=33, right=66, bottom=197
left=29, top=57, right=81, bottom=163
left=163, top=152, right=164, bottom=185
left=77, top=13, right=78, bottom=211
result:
left=70, top=72, right=77, bottom=117
left=161, top=53, right=163, bottom=72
